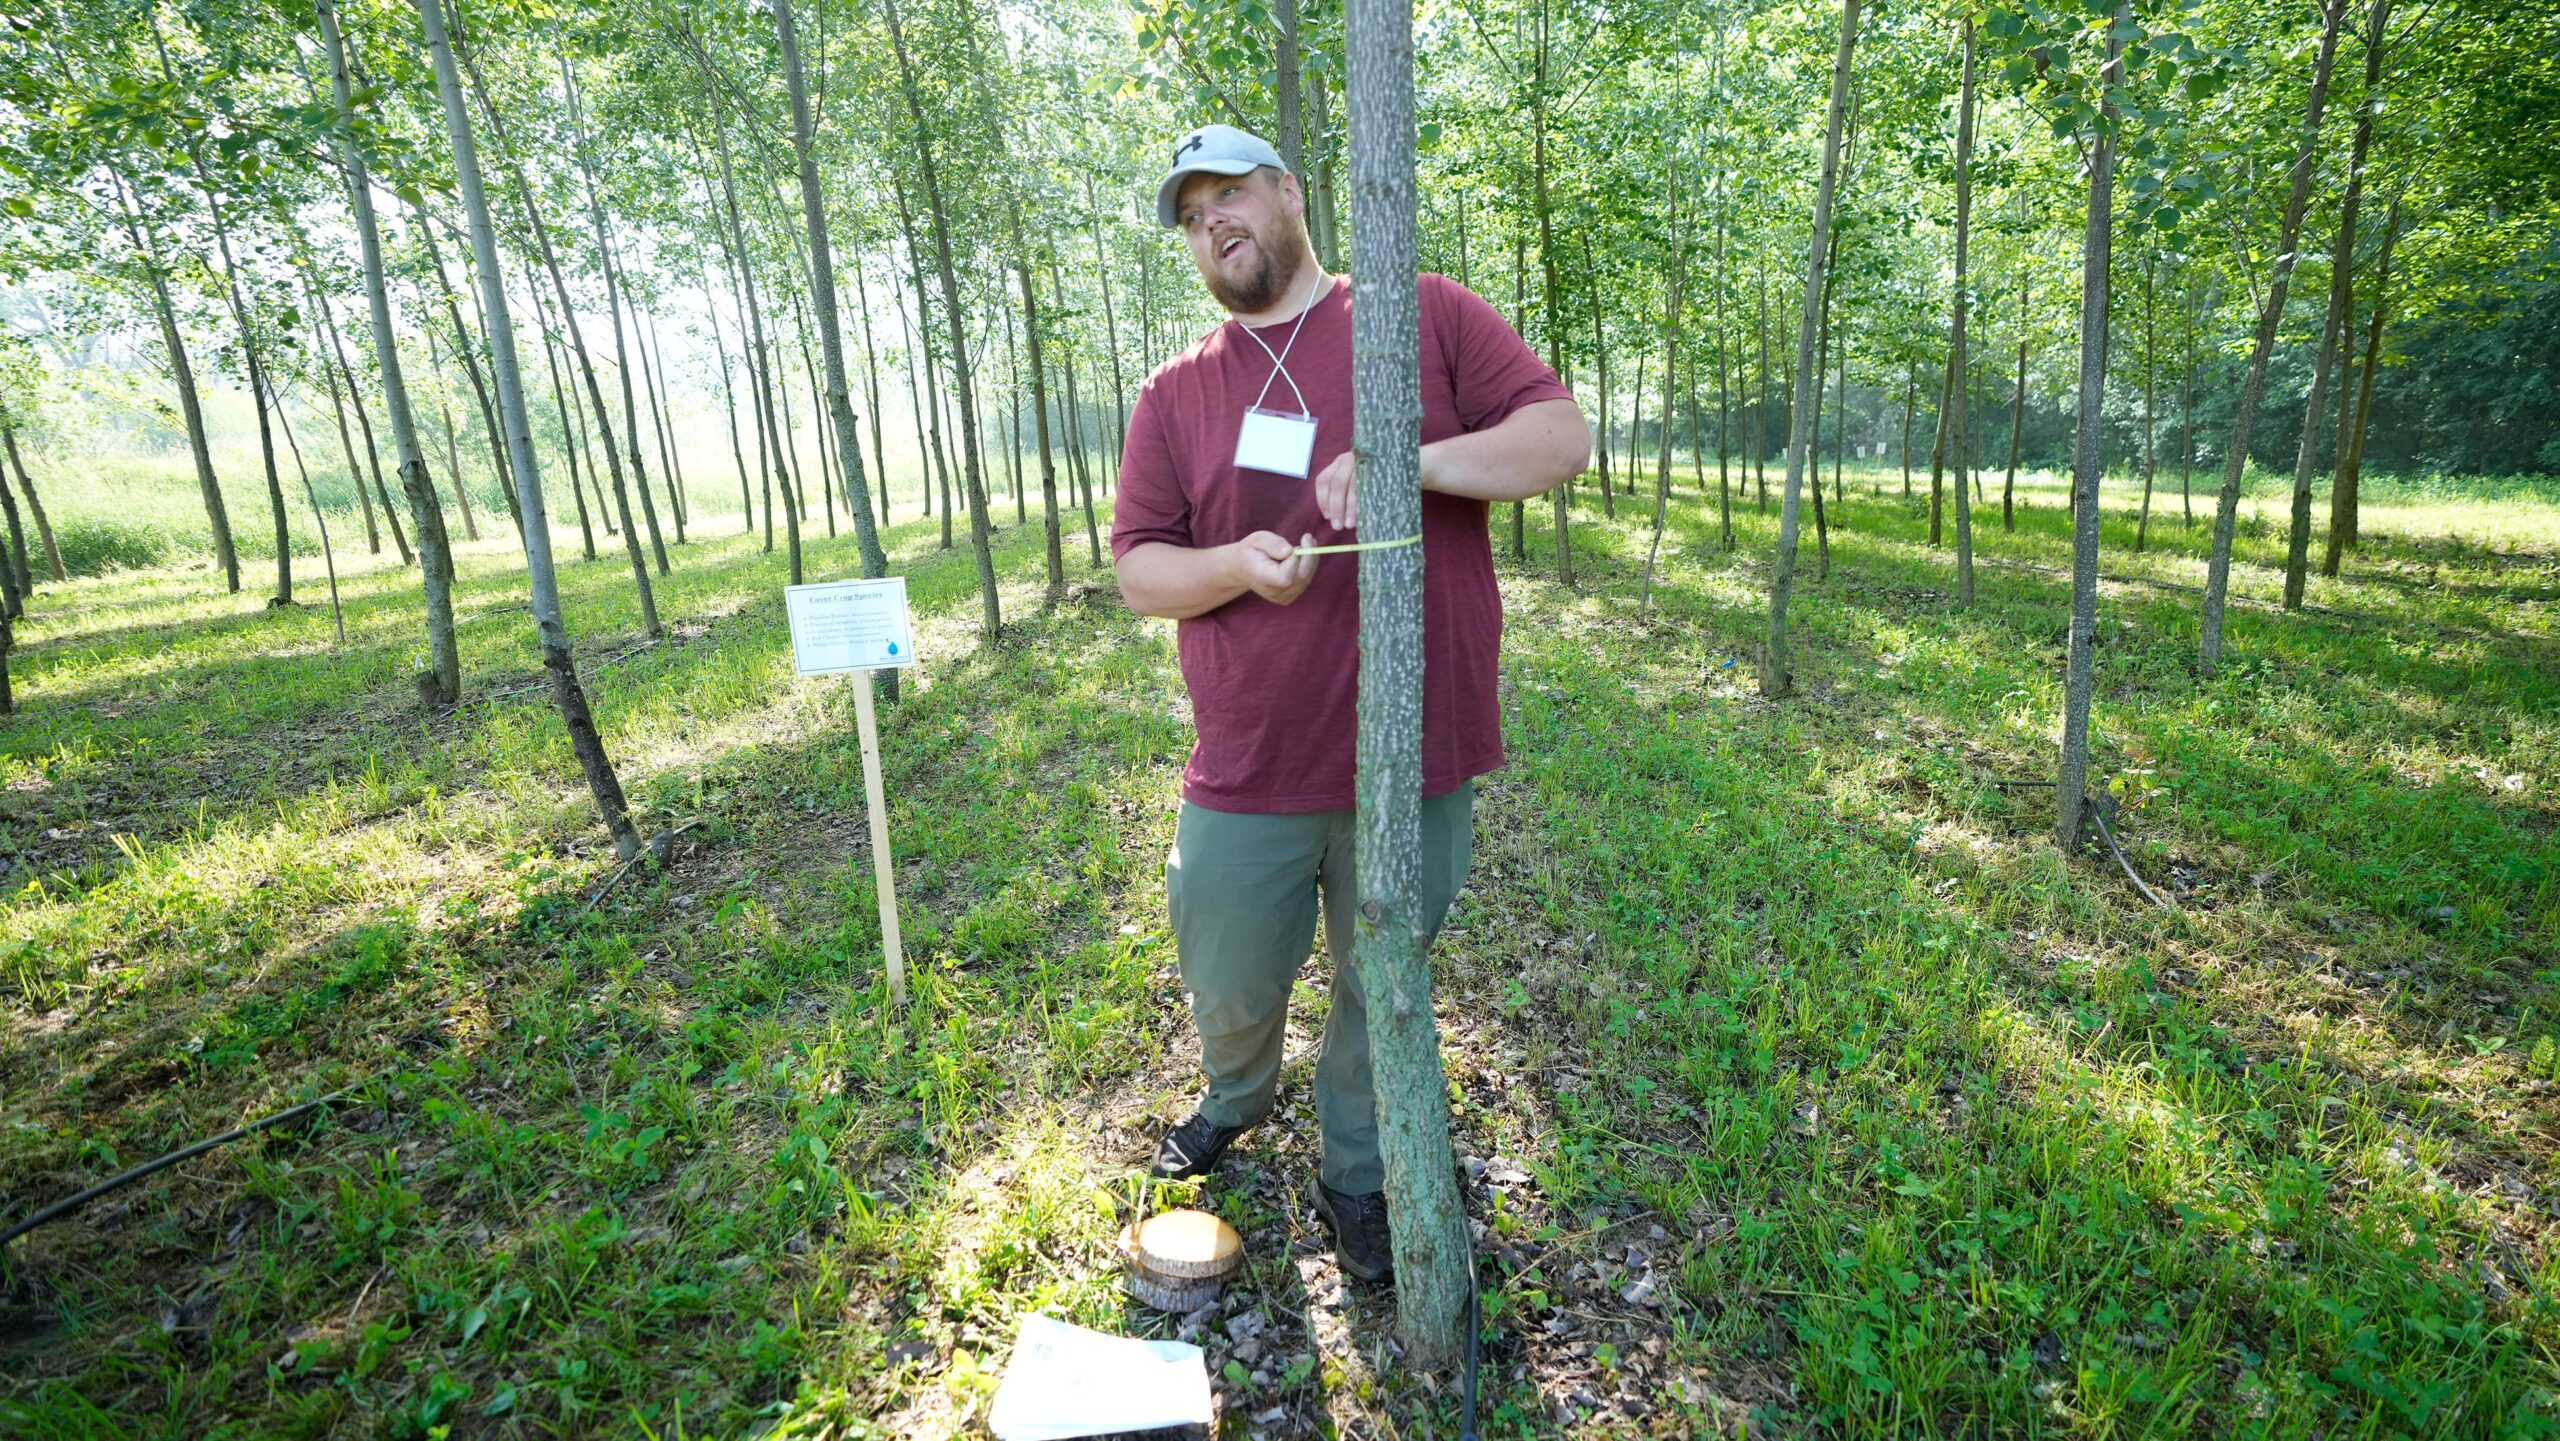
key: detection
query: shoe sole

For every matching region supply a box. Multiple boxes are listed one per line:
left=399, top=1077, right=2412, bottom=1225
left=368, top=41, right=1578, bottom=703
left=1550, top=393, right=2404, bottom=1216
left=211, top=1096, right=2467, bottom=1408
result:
left=1310, top=1179, right=1393, bottom=1284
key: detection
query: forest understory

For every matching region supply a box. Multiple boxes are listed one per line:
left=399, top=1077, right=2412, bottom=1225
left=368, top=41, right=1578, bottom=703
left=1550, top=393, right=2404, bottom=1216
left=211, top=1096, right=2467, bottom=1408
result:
left=1, top=464, right=2554, bottom=1438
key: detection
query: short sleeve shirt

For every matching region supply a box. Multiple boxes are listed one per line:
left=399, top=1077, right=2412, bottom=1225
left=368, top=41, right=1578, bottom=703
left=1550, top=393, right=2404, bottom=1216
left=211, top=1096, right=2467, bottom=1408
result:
left=1112, top=272, right=1572, bottom=813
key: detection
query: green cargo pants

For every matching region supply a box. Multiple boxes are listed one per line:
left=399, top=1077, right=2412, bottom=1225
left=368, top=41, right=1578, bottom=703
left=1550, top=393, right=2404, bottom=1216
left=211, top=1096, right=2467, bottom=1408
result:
left=1165, top=782, right=1475, bottom=1194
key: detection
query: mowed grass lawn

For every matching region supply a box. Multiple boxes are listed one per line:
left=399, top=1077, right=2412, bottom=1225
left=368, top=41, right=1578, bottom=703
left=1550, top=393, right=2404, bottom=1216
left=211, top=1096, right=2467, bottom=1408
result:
left=1, top=461, right=2555, bottom=1438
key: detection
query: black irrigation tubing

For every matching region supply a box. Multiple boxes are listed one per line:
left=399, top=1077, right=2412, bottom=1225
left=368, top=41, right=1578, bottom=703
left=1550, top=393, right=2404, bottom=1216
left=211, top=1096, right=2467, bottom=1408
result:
left=1, top=1081, right=367, bottom=1249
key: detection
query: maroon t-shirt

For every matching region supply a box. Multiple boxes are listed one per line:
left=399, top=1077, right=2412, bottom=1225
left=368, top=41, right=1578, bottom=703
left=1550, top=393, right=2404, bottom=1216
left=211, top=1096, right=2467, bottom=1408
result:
left=1111, top=271, right=1572, bottom=814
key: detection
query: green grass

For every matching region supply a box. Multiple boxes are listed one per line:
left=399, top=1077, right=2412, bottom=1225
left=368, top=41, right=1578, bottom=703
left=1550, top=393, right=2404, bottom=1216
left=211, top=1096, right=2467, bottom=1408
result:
left=1, top=455, right=2554, bottom=1438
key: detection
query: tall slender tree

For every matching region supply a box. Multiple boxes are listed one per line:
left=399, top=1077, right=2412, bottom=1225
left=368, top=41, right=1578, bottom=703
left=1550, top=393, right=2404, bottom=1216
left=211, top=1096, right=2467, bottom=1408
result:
left=2200, top=0, right=2349, bottom=671
left=881, top=0, right=999, bottom=636
left=1762, top=0, right=1861, bottom=700
left=317, top=0, right=460, bottom=704
left=416, top=0, right=637, bottom=861
left=1345, top=0, right=1469, bottom=1366
left=772, top=0, right=893, bottom=615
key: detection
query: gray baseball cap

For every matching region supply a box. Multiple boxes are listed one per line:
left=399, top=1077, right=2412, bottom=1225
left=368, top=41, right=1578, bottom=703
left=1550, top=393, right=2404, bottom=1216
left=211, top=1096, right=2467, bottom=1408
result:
left=1155, top=124, right=1286, bottom=228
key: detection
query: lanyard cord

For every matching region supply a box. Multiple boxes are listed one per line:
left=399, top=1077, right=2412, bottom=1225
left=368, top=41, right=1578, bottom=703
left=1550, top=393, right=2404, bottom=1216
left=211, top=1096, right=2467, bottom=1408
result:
left=1235, top=264, right=1326, bottom=417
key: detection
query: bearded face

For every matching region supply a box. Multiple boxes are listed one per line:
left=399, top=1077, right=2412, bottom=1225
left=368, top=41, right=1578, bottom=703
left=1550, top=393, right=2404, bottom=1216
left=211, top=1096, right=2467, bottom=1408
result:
left=1178, top=169, right=1315, bottom=315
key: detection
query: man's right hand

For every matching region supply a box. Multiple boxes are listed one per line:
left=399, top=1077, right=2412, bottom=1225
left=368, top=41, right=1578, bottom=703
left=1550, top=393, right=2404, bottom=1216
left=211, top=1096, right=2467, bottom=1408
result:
left=1228, top=530, right=1319, bottom=606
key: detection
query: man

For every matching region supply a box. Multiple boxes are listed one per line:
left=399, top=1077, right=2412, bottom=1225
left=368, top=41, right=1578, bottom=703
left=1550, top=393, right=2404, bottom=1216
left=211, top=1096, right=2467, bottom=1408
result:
left=1113, top=124, right=1587, bottom=1283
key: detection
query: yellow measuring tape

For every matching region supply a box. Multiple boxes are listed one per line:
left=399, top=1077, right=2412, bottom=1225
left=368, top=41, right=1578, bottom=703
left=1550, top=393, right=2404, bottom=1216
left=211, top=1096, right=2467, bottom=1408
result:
left=1293, top=534, right=1421, bottom=557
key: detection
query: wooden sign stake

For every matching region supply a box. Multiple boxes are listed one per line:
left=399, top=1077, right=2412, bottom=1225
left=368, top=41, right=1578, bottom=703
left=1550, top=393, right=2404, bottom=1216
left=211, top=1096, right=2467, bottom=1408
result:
left=852, top=674, right=907, bottom=1007
left=784, top=575, right=917, bottom=1008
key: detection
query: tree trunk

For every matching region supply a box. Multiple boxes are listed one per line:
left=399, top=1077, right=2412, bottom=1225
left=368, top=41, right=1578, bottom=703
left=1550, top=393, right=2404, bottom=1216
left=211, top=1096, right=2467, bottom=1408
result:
left=1001, top=293, right=1026, bottom=522
left=426, top=325, right=482, bottom=543
left=1275, top=0, right=1305, bottom=177
left=2, top=428, right=65, bottom=582
left=1306, top=61, right=1343, bottom=271
left=702, top=256, right=755, bottom=534
left=1926, top=347, right=1954, bottom=545
left=1010, top=207, right=1065, bottom=601
left=1902, top=358, right=1916, bottom=498
left=1715, top=179, right=1734, bottom=547
left=560, top=55, right=671, bottom=577
left=2200, top=0, right=2347, bottom=671
left=883, top=0, right=1001, bottom=637
left=161, top=104, right=291, bottom=605
left=2058, top=11, right=2127, bottom=849
left=1641, top=173, right=1682, bottom=618
left=1755, top=259, right=1771, bottom=513
left=2181, top=276, right=2197, bottom=529
left=530, top=281, right=599, bottom=561
left=774, top=0, right=892, bottom=604
left=1762, top=0, right=1859, bottom=700
left=1084, top=174, right=1133, bottom=482
left=2327, top=198, right=2398, bottom=575
left=852, top=251, right=892, bottom=523
left=301, top=273, right=380, bottom=557
left=319, top=0, right=460, bottom=704
left=1051, top=264, right=1107, bottom=568
left=641, top=311, right=690, bottom=539
left=0, top=437, right=30, bottom=611
left=269, top=381, right=346, bottom=641
left=1585, top=230, right=1613, bottom=513
left=463, top=34, right=660, bottom=631
left=2004, top=315, right=2026, bottom=531
left=1532, top=8, right=1572, bottom=585
left=893, top=266, right=931, bottom=528
left=1512, top=230, right=1528, bottom=559
left=313, top=269, right=409, bottom=563
left=2290, top=0, right=2391, bottom=605
left=696, top=81, right=802, bottom=585
left=2137, top=255, right=2157, bottom=552
left=417, top=0, right=638, bottom=860
left=111, top=172, right=237, bottom=593
left=1344, top=0, right=1470, bottom=1366
left=890, top=179, right=954, bottom=549
left=414, top=201, right=521, bottom=544
left=1949, top=19, right=1977, bottom=604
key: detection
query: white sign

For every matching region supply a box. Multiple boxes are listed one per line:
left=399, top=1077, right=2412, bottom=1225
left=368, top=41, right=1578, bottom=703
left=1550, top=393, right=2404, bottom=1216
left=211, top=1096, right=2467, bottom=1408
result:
left=987, top=1314, right=1212, bottom=1441
left=786, top=577, right=915, bottom=675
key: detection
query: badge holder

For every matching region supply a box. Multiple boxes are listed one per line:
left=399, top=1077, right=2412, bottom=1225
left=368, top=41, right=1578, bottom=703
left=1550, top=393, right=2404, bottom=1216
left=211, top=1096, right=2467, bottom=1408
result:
left=1231, top=266, right=1326, bottom=480
left=1234, top=405, right=1318, bottom=479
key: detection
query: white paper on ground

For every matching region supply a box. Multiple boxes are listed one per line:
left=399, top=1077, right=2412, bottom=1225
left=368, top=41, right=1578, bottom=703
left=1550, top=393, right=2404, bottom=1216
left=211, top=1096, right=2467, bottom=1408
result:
left=985, top=1312, right=1213, bottom=1441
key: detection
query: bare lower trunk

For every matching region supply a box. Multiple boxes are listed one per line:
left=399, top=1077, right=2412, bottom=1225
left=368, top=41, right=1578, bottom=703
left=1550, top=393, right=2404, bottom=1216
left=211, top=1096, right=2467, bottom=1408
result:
left=1949, top=20, right=1976, bottom=604
left=320, top=0, right=459, bottom=703
left=883, top=0, right=1000, bottom=636
left=561, top=55, right=671, bottom=577
left=2, top=429, right=64, bottom=582
left=463, top=32, right=657, bottom=630
left=2201, top=0, right=2347, bottom=671
left=1345, top=0, right=1469, bottom=1365
left=774, top=0, right=891, bottom=603
left=2327, top=199, right=2398, bottom=575
left=531, top=283, right=599, bottom=561
left=114, top=173, right=237, bottom=593
left=418, top=0, right=637, bottom=859
left=2058, top=12, right=2126, bottom=849
left=1762, top=0, right=1859, bottom=699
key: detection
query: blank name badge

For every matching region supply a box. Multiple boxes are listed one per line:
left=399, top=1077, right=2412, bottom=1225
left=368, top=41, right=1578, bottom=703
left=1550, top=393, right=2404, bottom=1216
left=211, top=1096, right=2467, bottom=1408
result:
left=1234, top=407, right=1318, bottom=479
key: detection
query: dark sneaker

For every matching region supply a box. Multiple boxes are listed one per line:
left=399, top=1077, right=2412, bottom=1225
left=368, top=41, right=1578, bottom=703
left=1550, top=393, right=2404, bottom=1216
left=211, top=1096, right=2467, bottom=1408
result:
left=1312, top=1178, right=1393, bottom=1283
left=1150, top=1112, right=1247, bottom=1180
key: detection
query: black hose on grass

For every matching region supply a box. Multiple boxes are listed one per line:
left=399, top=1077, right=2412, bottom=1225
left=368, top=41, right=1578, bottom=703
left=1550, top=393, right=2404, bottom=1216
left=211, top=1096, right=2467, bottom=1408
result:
left=0, top=1081, right=363, bottom=1249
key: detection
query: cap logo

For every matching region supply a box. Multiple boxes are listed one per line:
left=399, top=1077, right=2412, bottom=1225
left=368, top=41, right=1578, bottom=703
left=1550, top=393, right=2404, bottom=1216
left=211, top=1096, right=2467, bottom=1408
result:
left=1174, top=134, right=1205, bottom=164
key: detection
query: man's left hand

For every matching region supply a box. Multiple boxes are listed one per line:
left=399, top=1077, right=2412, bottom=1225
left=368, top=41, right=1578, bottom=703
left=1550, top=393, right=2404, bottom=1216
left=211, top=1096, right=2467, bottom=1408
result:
left=1313, top=449, right=1358, bottom=532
